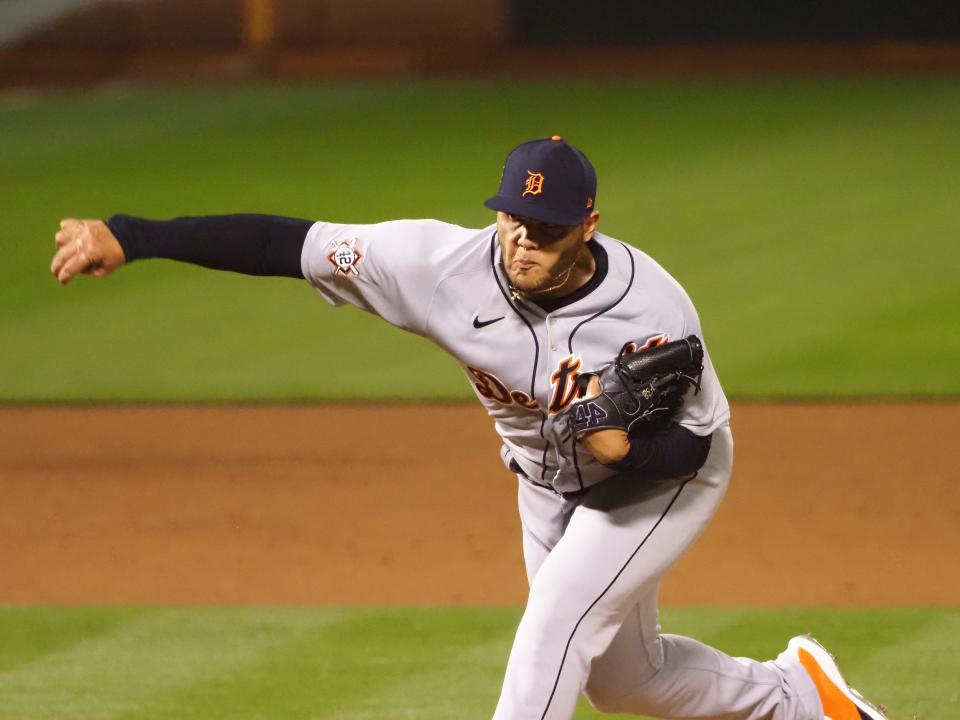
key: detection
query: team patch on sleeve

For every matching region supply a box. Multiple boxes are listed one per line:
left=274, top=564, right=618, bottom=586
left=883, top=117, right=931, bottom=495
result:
left=327, top=238, right=364, bottom=277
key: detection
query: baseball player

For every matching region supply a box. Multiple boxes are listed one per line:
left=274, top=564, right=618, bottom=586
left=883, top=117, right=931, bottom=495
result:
left=51, top=136, right=886, bottom=720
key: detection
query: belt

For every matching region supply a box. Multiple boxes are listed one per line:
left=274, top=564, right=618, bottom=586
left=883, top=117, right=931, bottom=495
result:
left=508, top=458, right=590, bottom=501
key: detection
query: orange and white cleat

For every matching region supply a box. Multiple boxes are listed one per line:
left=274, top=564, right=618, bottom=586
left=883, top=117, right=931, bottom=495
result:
left=788, top=635, right=888, bottom=720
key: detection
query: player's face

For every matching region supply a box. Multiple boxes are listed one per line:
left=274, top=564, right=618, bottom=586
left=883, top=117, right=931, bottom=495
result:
left=497, top=212, right=599, bottom=295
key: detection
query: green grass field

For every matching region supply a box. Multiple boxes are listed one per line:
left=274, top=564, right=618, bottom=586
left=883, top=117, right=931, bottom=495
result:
left=2, top=78, right=959, bottom=400
left=0, top=606, right=956, bottom=719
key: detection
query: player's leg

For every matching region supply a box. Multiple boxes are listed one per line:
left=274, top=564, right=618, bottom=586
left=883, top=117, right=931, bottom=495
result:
left=584, top=590, right=820, bottom=719
left=516, top=473, right=578, bottom=583
left=495, top=476, right=701, bottom=720
left=493, top=427, right=820, bottom=720
left=495, top=427, right=732, bottom=720
left=581, top=589, right=662, bottom=709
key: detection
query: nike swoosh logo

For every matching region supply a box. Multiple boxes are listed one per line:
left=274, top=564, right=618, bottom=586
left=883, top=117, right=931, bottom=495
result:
left=473, top=315, right=505, bottom=329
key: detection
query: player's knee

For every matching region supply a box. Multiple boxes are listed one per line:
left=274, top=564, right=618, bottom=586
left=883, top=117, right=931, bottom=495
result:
left=518, top=592, right=575, bottom=643
left=518, top=593, right=608, bottom=663
left=583, top=687, right=629, bottom=714
left=525, top=580, right=584, bottom=625
left=583, top=654, right=665, bottom=716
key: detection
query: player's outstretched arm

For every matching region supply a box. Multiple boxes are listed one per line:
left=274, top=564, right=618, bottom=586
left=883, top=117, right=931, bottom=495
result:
left=51, top=219, right=126, bottom=285
left=51, top=214, right=312, bottom=285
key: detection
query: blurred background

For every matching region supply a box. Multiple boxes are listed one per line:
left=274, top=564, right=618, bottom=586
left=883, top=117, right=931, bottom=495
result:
left=1, top=0, right=959, bottom=399
left=4, top=0, right=960, bottom=85
left=1, top=3, right=958, bottom=719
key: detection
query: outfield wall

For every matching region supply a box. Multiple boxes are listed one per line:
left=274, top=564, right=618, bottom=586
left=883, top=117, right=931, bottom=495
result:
left=3, top=0, right=960, bottom=86
left=515, top=0, right=960, bottom=44
left=3, top=0, right=508, bottom=51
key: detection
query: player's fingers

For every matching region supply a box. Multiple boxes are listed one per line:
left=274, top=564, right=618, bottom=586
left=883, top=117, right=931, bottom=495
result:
left=55, top=245, right=93, bottom=285
left=51, top=228, right=90, bottom=273
left=54, top=228, right=75, bottom=248
left=55, top=254, right=86, bottom=285
left=50, top=242, right=76, bottom=277
left=58, top=218, right=82, bottom=239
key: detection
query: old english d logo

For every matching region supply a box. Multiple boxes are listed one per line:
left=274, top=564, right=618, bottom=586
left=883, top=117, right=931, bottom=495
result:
left=522, top=170, right=544, bottom=197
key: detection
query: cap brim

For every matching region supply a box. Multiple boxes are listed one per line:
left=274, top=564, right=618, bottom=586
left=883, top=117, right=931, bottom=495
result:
left=484, top=195, right=588, bottom=227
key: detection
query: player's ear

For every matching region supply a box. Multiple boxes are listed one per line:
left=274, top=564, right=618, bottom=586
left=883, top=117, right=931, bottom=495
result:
left=583, top=211, right=600, bottom=241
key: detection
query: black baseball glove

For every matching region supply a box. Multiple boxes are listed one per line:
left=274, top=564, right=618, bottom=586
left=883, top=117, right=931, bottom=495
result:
left=566, top=335, right=705, bottom=439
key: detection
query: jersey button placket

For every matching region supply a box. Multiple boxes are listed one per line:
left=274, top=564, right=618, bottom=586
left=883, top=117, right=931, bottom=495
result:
left=546, top=317, right=558, bottom=353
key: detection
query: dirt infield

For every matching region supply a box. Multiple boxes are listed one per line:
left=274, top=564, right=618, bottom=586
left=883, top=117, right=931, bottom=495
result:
left=1, top=403, right=957, bottom=607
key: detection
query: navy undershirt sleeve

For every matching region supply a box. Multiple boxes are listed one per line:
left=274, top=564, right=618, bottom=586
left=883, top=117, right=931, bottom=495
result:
left=610, top=424, right=712, bottom=482
left=105, top=214, right=311, bottom=279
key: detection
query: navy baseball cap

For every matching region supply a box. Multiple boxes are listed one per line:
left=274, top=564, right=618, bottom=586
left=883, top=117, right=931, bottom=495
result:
left=485, top=136, right=597, bottom=226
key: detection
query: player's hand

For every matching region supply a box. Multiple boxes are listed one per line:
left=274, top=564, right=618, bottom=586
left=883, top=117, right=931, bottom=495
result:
left=579, top=375, right=630, bottom=464
left=51, top=219, right=126, bottom=285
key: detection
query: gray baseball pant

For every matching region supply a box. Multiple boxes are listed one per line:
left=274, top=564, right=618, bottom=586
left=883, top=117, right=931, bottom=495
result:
left=493, top=426, right=823, bottom=720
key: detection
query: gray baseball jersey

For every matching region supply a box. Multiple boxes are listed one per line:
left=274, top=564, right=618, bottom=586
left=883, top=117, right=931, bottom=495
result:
left=301, top=219, right=823, bottom=720
left=303, top=219, right=729, bottom=494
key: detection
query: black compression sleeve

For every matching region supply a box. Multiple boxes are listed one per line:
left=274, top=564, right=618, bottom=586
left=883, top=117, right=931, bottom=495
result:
left=104, top=214, right=312, bottom=279
left=609, top=424, right=712, bottom=482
